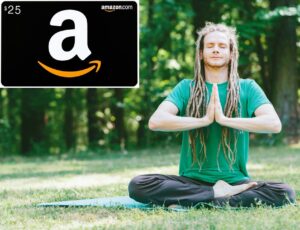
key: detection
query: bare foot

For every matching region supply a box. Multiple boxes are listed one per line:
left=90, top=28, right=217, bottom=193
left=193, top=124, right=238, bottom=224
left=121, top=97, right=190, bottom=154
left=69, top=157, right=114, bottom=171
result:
left=213, top=180, right=258, bottom=198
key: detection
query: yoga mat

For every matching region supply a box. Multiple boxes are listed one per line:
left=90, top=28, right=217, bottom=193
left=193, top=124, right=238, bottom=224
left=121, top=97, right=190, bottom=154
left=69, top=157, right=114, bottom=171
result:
left=37, top=196, right=188, bottom=212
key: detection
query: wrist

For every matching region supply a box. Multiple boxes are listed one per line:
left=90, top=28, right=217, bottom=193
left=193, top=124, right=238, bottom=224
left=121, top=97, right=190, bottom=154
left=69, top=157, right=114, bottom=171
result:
left=217, top=116, right=229, bottom=126
left=203, top=115, right=214, bottom=126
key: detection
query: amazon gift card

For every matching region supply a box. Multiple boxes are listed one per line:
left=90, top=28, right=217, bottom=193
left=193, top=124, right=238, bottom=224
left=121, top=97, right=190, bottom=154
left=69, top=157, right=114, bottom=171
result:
left=1, top=1, right=138, bottom=87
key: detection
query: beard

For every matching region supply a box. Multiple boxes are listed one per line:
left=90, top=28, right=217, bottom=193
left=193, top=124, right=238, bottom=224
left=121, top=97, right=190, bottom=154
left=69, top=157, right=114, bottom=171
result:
left=203, top=57, right=230, bottom=69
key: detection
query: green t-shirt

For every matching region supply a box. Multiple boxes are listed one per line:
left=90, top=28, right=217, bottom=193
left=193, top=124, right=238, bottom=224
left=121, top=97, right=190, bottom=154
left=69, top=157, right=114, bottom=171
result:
left=165, top=78, right=271, bottom=184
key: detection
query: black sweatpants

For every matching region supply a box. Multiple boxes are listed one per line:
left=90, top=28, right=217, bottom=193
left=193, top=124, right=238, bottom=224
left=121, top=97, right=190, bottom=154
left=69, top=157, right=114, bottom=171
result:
left=128, top=174, right=296, bottom=208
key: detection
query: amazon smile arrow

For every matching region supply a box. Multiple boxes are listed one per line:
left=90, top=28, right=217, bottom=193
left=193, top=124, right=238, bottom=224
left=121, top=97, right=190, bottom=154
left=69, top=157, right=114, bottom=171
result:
left=37, top=60, right=101, bottom=78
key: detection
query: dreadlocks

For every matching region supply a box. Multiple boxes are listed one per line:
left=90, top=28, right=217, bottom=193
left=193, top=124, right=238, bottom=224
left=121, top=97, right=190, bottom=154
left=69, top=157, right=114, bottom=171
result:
left=185, top=22, right=240, bottom=170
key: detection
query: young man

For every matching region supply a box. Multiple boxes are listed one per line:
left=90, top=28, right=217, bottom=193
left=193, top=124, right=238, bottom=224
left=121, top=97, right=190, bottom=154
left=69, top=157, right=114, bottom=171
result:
left=128, top=23, right=296, bottom=208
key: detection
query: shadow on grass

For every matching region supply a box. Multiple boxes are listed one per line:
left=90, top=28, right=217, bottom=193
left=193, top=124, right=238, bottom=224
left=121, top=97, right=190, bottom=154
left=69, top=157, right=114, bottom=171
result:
left=0, top=146, right=299, bottom=185
left=0, top=147, right=180, bottom=181
left=0, top=170, right=83, bottom=181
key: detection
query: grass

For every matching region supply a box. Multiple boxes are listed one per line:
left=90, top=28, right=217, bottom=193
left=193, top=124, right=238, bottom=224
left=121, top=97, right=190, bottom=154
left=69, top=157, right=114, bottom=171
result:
left=0, top=145, right=299, bottom=229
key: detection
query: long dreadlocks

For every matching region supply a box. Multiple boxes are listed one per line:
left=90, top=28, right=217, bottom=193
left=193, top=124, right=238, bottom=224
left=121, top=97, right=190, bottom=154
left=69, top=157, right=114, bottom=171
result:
left=185, top=22, right=240, bottom=170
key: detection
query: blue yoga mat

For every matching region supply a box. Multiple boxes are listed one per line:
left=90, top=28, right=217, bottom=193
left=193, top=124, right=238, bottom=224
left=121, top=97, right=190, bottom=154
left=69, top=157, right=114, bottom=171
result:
left=37, top=196, right=188, bottom=211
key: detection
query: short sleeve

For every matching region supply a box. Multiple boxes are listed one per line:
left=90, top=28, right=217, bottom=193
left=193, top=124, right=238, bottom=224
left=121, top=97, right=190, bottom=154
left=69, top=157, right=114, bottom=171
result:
left=164, top=79, right=190, bottom=115
left=247, top=79, right=271, bottom=117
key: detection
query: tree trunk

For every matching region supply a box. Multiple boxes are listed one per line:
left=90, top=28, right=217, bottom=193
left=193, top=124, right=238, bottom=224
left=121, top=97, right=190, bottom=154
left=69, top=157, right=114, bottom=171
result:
left=137, top=0, right=154, bottom=147
left=8, top=89, right=20, bottom=152
left=64, top=89, right=76, bottom=150
left=0, top=89, right=4, bottom=120
left=111, top=89, right=127, bottom=151
left=269, top=0, right=299, bottom=141
left=87, top=88, right=102, bottom=148
left=21, top=89, right=47, bottom=154
left=255, top=36, right=271, bottom=98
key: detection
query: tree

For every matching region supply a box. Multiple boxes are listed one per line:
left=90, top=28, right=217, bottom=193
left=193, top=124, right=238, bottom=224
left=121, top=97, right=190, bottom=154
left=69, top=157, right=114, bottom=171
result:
left=269, top=0, right=299, bottom=141
left=111, top=89, right=127, bottom=151
left=21, top=89, right=48, bottom=154
left=8, top=89, right=21, bottom=153
left=0, top=90, right=4, bottom=120
left=192, top=0, right=221, bottom=35
left=64, top=89, right=76, bottom=150
left=137, top=0, right=155, bottom=147
left=87, top=88, right=103, bottom=148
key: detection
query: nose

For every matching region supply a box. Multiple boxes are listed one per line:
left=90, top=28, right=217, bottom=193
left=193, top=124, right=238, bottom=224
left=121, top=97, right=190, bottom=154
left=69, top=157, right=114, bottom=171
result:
left=212, top=47, right=220, bottom=53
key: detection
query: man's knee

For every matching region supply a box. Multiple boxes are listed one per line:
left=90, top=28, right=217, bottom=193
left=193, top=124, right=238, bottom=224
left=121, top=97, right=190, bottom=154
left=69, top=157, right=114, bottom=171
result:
left=269, top=182, right=297, bottom=205
left=281, top=183, right=296, bottom=204
left=128, top=175, right=145, bottom=200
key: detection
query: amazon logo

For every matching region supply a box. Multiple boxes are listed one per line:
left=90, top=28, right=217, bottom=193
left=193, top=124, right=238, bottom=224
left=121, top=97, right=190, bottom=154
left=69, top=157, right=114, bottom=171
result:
left=37, top=9, right=101, bottom=78
left=2, top=1, right=138, bottom=87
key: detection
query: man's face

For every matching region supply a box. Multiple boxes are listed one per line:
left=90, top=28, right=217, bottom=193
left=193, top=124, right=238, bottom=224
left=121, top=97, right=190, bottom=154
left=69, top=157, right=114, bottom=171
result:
left=201, top=31, right=231, bottom=68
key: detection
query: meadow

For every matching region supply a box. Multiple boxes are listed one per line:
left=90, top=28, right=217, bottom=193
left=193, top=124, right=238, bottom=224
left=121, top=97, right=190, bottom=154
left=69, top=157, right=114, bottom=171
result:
left=0, top=145, right=299, bottom=229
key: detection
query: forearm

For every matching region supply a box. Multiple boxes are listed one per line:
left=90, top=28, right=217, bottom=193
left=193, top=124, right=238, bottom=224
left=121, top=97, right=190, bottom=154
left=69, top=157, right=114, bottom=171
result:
left=149, top=111, right=211, bottom=132
left=219, top=115, right=282, bottom=133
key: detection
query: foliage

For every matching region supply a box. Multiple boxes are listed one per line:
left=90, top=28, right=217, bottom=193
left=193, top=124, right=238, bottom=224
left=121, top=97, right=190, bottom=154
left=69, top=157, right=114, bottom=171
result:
left=0, top=119, right=13, bottom=155
left=0, top=0, right=299, bottom=155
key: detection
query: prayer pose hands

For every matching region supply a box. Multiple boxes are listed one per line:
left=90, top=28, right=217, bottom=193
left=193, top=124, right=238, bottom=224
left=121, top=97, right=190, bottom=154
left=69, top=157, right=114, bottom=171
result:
left=205, top=84, right=226, bottom=125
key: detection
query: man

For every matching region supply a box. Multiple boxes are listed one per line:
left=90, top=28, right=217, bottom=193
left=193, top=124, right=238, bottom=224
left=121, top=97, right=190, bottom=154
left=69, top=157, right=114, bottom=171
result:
left=128, top=22, right=296, bottom=208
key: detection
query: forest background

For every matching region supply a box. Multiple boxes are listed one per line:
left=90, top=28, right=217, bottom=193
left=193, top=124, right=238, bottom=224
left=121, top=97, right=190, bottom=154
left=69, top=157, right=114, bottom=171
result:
left=0, top=0, right=299, bottom=156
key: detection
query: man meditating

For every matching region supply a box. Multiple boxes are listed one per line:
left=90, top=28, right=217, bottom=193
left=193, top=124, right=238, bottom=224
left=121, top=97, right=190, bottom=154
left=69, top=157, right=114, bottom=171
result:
left=128, top=22, right=296, bottom=208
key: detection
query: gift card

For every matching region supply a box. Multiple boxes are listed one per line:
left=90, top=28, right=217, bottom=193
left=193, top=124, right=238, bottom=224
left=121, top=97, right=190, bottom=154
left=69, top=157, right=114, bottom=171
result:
left=1, top=1, right=138, bottom=87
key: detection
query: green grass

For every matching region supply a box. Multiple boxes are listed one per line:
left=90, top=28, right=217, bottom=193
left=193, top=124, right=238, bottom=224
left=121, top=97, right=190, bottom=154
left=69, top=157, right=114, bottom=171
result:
left=0, top=145, right=299, bottom=229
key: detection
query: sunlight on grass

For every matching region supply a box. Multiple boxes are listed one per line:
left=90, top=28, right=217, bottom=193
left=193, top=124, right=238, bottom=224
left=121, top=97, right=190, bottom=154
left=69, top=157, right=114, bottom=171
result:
left=247, top=163, right=266, bottom=170
left=0, top=166, right=178, bottom=191
left=290, top=142, right=300, bottom=149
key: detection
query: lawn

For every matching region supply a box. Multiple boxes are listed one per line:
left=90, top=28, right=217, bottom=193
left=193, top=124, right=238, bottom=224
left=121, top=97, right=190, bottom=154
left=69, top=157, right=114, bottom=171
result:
left=0, top=145, right=299, bottom=229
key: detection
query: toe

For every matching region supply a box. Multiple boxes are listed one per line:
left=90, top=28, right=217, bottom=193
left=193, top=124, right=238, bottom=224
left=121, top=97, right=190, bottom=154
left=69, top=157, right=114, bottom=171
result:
left=249, top=181, right=258, bottom=187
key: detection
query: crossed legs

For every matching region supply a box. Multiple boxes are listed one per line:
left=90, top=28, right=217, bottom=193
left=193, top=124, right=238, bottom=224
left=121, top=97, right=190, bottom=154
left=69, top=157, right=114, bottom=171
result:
left=128, top=174, right=296, bottom=208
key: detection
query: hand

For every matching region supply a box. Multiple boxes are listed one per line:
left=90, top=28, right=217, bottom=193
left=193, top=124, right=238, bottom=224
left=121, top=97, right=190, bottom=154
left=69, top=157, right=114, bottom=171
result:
left=213, top=84, right=226, bottom=124
left=203, top=84, right=226, bottom=126
left=204, top=84, right=215, bottom=125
